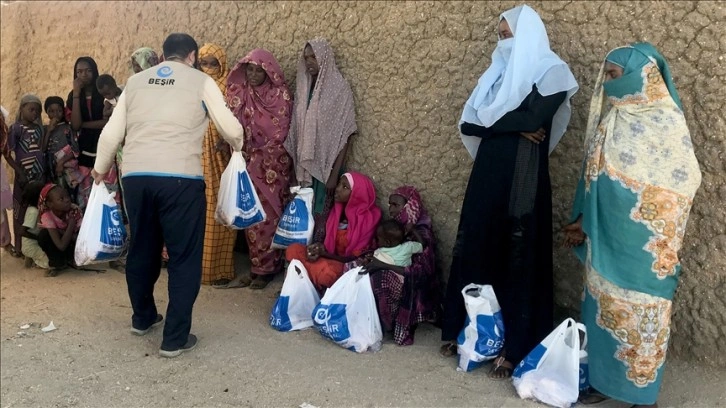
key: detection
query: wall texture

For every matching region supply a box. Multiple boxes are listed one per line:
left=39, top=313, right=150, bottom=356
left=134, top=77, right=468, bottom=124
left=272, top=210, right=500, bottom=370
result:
left=1, top=1, right=724, bottom=366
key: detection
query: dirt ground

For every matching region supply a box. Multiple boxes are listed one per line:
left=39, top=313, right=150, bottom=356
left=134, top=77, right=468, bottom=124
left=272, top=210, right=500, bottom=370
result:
left=1, top=251, right=724, bottom=408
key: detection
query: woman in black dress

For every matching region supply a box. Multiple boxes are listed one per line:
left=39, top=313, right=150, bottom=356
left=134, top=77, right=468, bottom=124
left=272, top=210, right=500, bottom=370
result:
left=440, top=4, right=579, bottom=379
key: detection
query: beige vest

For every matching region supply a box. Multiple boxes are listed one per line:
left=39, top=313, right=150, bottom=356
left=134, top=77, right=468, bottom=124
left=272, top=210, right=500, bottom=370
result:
left=122, top=61, right=210, bottom=178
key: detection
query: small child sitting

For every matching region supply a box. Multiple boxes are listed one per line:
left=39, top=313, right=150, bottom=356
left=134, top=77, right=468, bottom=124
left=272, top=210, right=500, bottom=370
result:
left=373, top=219, right=423, bottom=268
left=44, top=96, right=83, bottom=190
left=96, top=74, right=123, bottom=120
left=20, top=181, right=50, bottom=270
left=37, top=183, right=83, bottom=277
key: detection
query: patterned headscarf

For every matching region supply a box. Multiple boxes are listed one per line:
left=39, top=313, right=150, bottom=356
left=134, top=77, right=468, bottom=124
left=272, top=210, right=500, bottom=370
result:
left=38, top=183, right=57, bottom=214
left=130, top=47, right=160, bottom=73
left=38, top=183, right=82, bottom=226
left=199, top=43, right=229, bottom=93
left=324, top=172, right=381, bottom=257
left=227, top=48, right=292, bottom=149
left=391, top=186, right=431, bottom=227
left=284, top=38, right=357, bottom=186
left=604, top=42, right=683, bottom=110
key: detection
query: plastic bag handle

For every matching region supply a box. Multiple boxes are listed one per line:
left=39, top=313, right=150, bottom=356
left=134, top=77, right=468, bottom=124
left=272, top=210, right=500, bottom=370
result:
left=576, top=322, right=587, bottom=350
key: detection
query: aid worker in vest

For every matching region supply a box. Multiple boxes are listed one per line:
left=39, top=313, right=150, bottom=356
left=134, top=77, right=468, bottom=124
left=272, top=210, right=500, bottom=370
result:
left=91, top=33, right=244, bottom=358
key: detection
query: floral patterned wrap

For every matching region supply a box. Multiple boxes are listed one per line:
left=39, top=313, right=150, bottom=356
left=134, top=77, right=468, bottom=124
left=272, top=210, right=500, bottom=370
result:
left=570, top=43, right=701, bottom=405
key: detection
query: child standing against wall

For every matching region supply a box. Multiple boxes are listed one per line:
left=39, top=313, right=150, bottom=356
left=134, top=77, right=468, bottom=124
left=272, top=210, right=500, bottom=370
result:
left=44, top=96, right=82, bottom=201
left=3, top=95, right=47, bottom=257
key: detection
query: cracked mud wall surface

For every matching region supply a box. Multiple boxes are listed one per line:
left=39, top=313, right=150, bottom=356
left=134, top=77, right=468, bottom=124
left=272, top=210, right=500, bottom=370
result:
left=2, top=1, right=724, bottom=366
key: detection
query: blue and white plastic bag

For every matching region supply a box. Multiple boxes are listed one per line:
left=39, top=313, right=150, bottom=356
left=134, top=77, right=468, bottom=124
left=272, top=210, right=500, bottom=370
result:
left=216, top=151, right=266, bottom=229
left=312, top=267, right=382, bottom=353
left=512, top=318, right=583, bottom=408
left=271, top=186, right=314, bottom=249
left=74, top=182, right=128, bottom=265
left=456, top=284, right=505, bottom=372
left=270, top=260, right=320, bottom=331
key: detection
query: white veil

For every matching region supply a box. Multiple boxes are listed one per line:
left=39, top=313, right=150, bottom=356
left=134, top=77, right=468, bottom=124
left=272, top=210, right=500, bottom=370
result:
left=459, top=4, right=579, bottom=158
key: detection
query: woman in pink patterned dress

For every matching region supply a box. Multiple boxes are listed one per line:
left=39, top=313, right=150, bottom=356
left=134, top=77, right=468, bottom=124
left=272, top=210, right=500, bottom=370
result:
left=221, top=48, right=293, bottom=289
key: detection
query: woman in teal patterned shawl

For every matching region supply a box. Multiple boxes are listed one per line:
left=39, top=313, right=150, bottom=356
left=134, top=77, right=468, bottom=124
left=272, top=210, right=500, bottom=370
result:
left=565, top=42, right=701, bottom=407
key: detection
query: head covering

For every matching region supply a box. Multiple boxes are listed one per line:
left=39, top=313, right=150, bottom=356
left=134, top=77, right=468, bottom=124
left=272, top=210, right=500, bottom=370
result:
left=38, top=183, right=83, bottom=227
left=199, top=43, right=229, bottom=93
left=581, top=41, right=701, bottom=207
left=227, top=48, right=293, bottom=149
left=284, top=38, right=357, bottom=186
left=459, top=4, right=578, bottom=157
left=324, top=172, right=381, bottom=256
left=66, top=57, right=105, bottom=121
left=391, top=186, right=431, bottom=227
left=130, top=47, right=160, bottom=73
left=16, top=94, right=43, bottom=126
left=604, top=43, right=683, bottom=110
left=38, top=183, right=57, bottom=215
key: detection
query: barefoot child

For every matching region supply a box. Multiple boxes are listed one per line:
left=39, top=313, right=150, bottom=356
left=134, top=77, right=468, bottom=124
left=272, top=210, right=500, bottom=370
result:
left=44, top=96, right=82, bottom=198
left=3, top=94, right=47, bottom=257
left=37, top=183, right=83, bottom=276
left=20, top=181, right=50, bottom=270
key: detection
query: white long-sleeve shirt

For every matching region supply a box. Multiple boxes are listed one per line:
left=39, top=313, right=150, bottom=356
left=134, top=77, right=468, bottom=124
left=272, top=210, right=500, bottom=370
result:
left=94, top=61, right=244, bottom=179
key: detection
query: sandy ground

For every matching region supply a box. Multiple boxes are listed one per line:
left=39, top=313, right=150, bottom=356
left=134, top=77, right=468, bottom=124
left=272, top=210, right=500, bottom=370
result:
left=1, top=251, right=725, bottom=408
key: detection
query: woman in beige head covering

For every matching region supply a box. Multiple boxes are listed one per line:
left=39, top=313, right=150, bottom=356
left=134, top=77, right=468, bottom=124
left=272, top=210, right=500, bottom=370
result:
left=284, top=38, right=357, bottom=241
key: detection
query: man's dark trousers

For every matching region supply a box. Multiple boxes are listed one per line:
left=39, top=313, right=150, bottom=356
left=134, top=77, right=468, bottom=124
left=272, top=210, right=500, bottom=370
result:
left=122, top=175, right=205, bottom=350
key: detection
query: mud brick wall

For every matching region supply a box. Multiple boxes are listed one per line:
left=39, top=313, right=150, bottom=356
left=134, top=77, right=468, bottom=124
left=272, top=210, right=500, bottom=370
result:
left=2, top=1, right=724, bottom=366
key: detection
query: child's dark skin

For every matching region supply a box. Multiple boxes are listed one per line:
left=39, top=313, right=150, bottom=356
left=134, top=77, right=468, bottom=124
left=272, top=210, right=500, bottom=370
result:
left=3, top=102, right=45, bottom=188
left=45, top=103, right=75, bottom=175
left=98, top=84, right=122, bottom=120
left=45, top=187, right=78, bottom=251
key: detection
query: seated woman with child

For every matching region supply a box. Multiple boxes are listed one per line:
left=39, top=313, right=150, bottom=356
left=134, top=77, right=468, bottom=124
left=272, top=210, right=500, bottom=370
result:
left=358, top=186, right=442, bottom=346
left=285, top=172, right=381, bottom=292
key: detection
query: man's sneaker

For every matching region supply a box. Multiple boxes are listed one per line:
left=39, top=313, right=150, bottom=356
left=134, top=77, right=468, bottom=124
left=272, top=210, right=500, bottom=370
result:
left=130, top=314, right=163, bottom=336
left=159, top=334, right=198, bottom=358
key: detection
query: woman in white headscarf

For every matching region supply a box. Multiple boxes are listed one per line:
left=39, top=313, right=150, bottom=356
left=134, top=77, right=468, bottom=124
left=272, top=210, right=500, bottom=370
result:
left=440, top=5, right=578, bottom=380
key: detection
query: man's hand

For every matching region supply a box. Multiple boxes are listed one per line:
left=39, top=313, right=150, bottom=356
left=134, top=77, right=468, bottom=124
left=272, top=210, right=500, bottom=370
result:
left=90, top=169, right=106, bottom=185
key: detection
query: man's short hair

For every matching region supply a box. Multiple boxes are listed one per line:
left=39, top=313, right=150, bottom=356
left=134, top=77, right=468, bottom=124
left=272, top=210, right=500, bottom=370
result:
left=96, top=74, right=117, bottom=89
left=162, top=33, right=199, bottom=61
